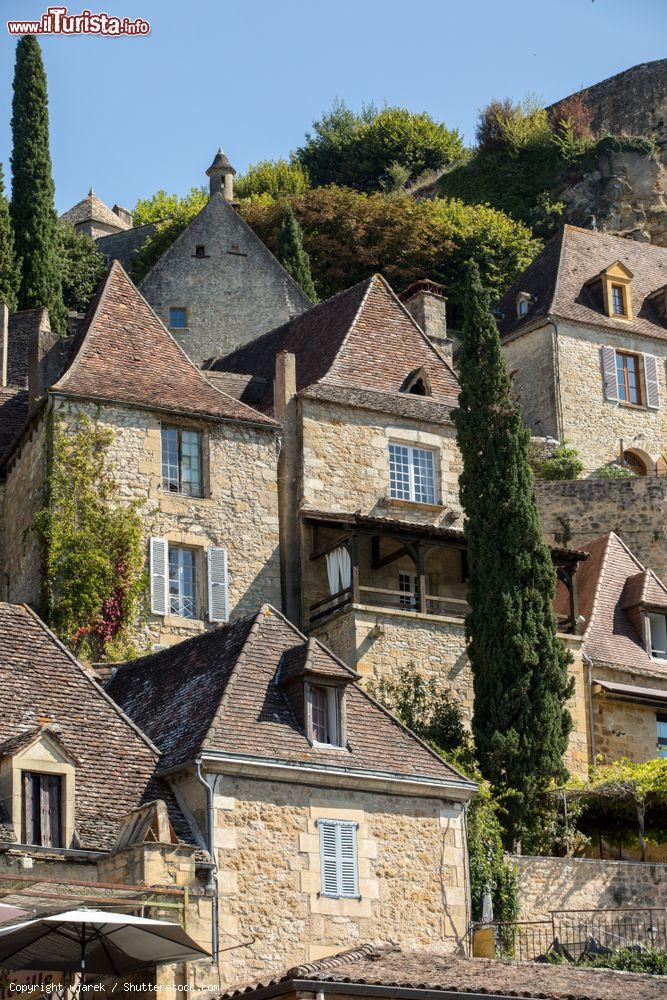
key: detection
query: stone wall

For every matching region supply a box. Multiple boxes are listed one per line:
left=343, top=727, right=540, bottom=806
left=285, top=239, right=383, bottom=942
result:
left=139, top=195, right=311, bottom=366
left=514, top=854, right=667, bottom=922
left=591, top=662, right=667, bottom=763
left=2, top=413, right=47, bottom=606
left=202, top=773, right=469, bottom=988
left=502, top=324, right=560, bottom=441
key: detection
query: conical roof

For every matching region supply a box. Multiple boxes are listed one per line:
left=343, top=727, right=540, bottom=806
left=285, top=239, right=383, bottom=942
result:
left=206, top=147, right=236, bottom=177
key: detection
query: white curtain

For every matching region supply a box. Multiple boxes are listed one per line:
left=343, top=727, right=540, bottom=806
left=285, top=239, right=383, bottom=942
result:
left=338, top=545, right=352, bottom=590
left=325, top=545, right=352, bottom=595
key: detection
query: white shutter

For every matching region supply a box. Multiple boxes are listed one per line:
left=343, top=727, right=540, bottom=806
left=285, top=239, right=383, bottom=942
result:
left=601, top=346, right=618, bottom=401
left=207, top=546, right=229, bottom=623
left=319, top=820, right=339, bottom=897
left=318, top=820, right=359, bottom=898
left=644, top=354, right=660, bottom=409
left=150, top=537, right=168, bottom=615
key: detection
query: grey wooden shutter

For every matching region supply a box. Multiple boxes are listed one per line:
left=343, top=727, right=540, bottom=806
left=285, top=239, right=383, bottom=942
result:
left=339, top=823, right=359, bottom=898
left=318, top=819, right=359, bottom=898
left=23, top=772, right=35, bottom=844
left=644, top=354, right=660, bottom=409
left=150, top=537, right=169, bottom=615
left=601, top=346, right=618, bottom=401
left=207, top=546, right=229, bottom=623
left=319, top=820, right=339, bottom=897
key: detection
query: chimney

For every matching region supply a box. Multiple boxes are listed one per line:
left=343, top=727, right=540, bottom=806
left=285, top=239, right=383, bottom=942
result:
left=28, top=312, right=72, bottom=414
left=274, top=350, right=296, bottom=420
left=206, top=147, right=236, bottom=201
left=112, top=204, right=133, bottom=227
left=0, top=302, right=8, bottom=388
left=399, top=279, right=453, bottom=363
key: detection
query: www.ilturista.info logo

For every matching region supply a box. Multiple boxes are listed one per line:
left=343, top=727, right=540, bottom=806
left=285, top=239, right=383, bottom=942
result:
left=7, top=6, right=150, bottom=35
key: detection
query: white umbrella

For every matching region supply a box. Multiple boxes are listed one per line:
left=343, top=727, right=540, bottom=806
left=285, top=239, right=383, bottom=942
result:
left=0, top=908, right=209, bottom=975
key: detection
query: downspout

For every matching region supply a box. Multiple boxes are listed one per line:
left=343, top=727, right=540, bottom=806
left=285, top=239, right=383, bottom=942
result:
left=583, top=652, right=597, bottom=768
left=550, top=320, right=565, bottom=444
left=195, top=757, right=219, bottom=965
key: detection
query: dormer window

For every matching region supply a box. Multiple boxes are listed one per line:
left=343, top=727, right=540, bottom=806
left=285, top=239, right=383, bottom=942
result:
left=308, top=684, right=341, bottom=746
left=23, top=772, right=62, bottom=847
left=648, top=612, right=667, bottom=659
left=516, top=292, right=532, bottom=318
left=588, top=261, right=634, bottom=320
left=402, top=367, right=432, bottom=397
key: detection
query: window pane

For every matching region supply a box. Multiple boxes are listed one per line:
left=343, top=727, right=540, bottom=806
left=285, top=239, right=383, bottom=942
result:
left=399, top=571, right=417, bottom=610
left=181, top=430, right=202, bottom=497
left=161, top=427, right=180, bottom=492
left=412, top=448, right=435, bottom=504
left=657, top=717, right=667, bottom=758
left=612, top=286, right=624, bottom=315
left=311, top=686, right=329, bottom=743
left=169, top=547, right=196, bottom=618
left=169, top=308, right=187, bottom=329
left=649, top=613, right=667, bottom=658
left=389, top=444, right=411, bottom=500
left=616, top=356, right=627, bottom=401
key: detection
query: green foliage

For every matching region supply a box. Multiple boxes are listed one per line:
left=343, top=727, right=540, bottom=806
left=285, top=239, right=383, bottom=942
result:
left=539, top=444, right=584, bottom=482
left=240, top=185, right=539, bottom=310
left=453, top=262, right=573, bottom=848
left=476, top=96, right=551, bottom=155
left=581, top=947, right=667, bottom=975
left=58, top=224, right=106, bottom=313
left=132, top=186, right=207, bottom=227
left=595, top=463, right=635, bottom=480
left=296, top=100, right=466, bottom=192
left=10, top=36, right=66, bottom=335
left=275, top=206, right=317, bottom=301
left=0, top=162, right=20, bottom=312
left=34, top=414, right=146, bottom=661
left=235, top=159, right=310, bottom=200
left=369, top=667, right=519, bottom=924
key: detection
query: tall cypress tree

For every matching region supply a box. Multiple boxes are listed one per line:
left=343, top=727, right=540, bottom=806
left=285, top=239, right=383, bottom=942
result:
left=453, top=261, right=573, bottom=847
left=0, top=163, right=20, bottom=312
left=276, top=205, right=318, bottom=301
left=10, top=35, right=66, bottom=334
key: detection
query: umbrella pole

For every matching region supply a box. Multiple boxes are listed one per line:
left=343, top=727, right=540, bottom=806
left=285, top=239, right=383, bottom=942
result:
left=79, top=923, right=86, bottom=997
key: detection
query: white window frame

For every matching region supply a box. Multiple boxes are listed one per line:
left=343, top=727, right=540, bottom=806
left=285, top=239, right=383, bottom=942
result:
left=657, top=715, right=667, bottom=759
left=168, top=545, right=197, bottom=619
left=389, top=443, right=437, bottom=505
left=318, top=819, right=359, bottom=899
left=161, top=426, right=203, bottom=497
left=647, top=611, right=667, bottom=660
left=309, top=685, right=341, bottom=747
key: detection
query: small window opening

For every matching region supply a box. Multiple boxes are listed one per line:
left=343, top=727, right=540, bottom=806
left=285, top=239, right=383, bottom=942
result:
left=169, top=307, right=187, bottom=330
left=194, top=245, right=207, bottom=258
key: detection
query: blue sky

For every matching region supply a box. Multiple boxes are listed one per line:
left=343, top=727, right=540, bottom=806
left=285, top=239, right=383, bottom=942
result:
left=0, top=0, right=665, bottom=214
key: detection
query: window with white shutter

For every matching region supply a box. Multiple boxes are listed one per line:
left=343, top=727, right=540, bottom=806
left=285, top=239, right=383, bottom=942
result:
left=207, top=546, right=229, bottom=623
left=644, top=354, right=660, bottom=409
left=150, top=537, right=169, bottom=615
left=318, top=819, right=359, bottom=899
left=601, top=346, right=619, bottom=401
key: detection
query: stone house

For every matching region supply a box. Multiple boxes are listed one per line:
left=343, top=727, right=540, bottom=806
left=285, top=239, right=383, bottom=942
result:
left=138, top=150, right=313, bottom=366
left=497, top=225, right=667, bottom=476
left=556, top=530, right=667, bottom=764
left=208, top=274, right=590, bottom=776
left=106, top=603, right=476, bottom=986
left=0, top=261, right=282, bottom=650
left=59, top=189, right=133, bottom=238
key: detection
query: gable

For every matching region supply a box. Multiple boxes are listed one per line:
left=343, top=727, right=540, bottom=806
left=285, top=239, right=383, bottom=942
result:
left=603, top=260, right=634, bottom=281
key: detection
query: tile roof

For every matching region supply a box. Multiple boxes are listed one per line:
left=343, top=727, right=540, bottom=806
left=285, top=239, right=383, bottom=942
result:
left=299, top=383, right=455, bottom=425
left=223, top=944, right=664, bottom=1000
left=0, top=387, right=29, bottom=456
left=106, top=605, right=471, bottom=789
left=497, top=225, right=667, bottom=342
left=0, top=603, right=172, bottom=851
left=212, top=275, right=460, bottom=415
left=60, top=191, right=130, bottom=231
left=7, top=308, right=49, bottom=387
left=53, top=261, right=276, bottom=426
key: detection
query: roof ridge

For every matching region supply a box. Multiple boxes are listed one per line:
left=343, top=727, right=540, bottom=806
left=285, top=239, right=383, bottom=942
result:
left=380, top=274, right=459, bottom=382
left=288, top=944, right=388, bottom=977
left=324, top=276, right=381, bottom=377
left=52, top=262, right=119, bottom=391
left=546, top=226, right=568, bottom=319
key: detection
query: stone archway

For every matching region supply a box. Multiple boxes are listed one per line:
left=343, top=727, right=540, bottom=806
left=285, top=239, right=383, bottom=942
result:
left=623, top=447, right=653, bottom=476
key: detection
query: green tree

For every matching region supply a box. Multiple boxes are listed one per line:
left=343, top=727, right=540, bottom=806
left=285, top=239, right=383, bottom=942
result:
left=10, top=35, right=66, bottom=334
left=275, top=206, right=317, bottom=300
left=0, top=163, right=20, bottom=312
left=131, top=187, right=208, bottom=281
left=296, top=100, right=465, bottom=192
left=59, top=224, right=106, bottom=313
left=235, top=159, right=310, bottom=200
left=453, top=261, right=573, bottom=847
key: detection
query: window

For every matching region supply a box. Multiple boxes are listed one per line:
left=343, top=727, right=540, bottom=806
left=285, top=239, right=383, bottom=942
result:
left=658, top=716, right=667, bottom=759
left=22, top=772, right=62, bottom=848
left=517, top=298, right=529, bottom=317
left=161, top=426, right=202, bottom=497
left=309, top=685, right=340, bottom=746
left=648, top=612, right=667, bottom=659
left=389, top=444, right=436, bottom=504
left=318, top=819, right=359, bottom=899
left=169, top=546, right=197, bottom=618
left=399, top=571, right=418, bottom=610
left=194, top=245, right=207, bottom=258
left=611, top=284, right=626, bottom=316
left=615, top=352, right=641, bottom=405
left=169, top=307, right=187, bottom=329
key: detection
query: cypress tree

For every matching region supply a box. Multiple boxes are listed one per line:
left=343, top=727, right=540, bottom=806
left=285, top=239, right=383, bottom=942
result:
left=453, top=261, right=573, bottom=847
left=10, top=35, right=66, bottom=334
left=0, top=163, right=20, bottom=312
left=276, top=206, right=318, bottom=301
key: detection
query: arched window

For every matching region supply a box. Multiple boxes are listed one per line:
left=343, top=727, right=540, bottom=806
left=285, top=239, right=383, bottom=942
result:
left=623, top=449, right=650, bottom=476
left=402, top=366, right=432, bottom=396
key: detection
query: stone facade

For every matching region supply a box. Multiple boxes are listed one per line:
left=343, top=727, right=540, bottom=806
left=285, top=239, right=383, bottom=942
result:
left=140, top=193, right=311, bottom=366
left=1, top=414, right=47, bottom=605
left=514, top=854, right=667, bottom=921
left=173, top=771, right=469, bottom=988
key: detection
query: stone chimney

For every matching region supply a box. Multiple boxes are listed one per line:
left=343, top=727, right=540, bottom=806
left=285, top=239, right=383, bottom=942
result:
left=0, top=302, right=8, bottom=388
left=28, top=312, right=72, bottom=414
left=399, top=279, right=453, bottom=363
left=206, top=147, right=236, bottom=201
left=112, top=204, right=133, bottom=227
left=274, top=350, right=296, bottom=421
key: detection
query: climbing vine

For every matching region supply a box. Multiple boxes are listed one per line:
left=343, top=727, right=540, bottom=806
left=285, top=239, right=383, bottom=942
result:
left=34, top=412, right=146, bottom=661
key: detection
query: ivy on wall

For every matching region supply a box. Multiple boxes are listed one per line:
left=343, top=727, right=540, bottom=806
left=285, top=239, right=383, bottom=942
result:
left=34, top=412, right=146, bottom=661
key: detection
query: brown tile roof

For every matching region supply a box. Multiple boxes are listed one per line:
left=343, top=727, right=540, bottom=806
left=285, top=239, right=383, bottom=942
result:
left=213, top=275, right=459, bottom=414
left=498, top=225, right=667, bottom=342
left=0, top=387, right=29, bottom=456
left=299, top=382, right=455, bottom=425
left=278, top=637, right=360, bottom=684
left=60, top=191, right=130, bottom=231
left=7, top=308, right=50, bottom=387
left=106, top=605, right=472, bottom=790
left=53, top=261, right=276, bottom=426
left=223, top=944, right=664, bottom=1000
left=0, top=603, right=173, bottom=851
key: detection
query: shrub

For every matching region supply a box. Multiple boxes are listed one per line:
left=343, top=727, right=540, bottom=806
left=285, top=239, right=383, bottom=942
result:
left=549, top=94, right=594, bottom=141
left=475, top=96, right=551, bottom=155
left=582, top=947, right=667, bottom=975
left=235, top=159, right=310, bottom=200
left=595, top=463, right=636, bottom=480
left=539, top=444, right=584, bottom=481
